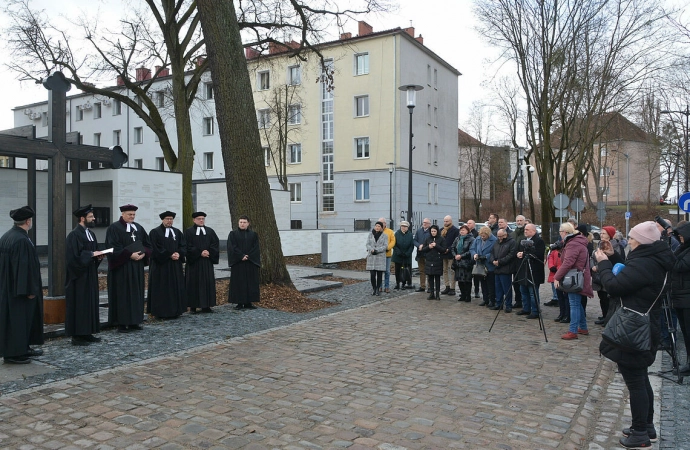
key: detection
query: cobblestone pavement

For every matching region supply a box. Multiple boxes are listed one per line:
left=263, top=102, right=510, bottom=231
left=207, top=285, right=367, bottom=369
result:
left=658, top=332, right=689, bottom=450
left=0, top=280, right=685, bottom=449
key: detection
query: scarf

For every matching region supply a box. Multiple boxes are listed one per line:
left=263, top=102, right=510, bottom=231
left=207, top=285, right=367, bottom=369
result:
left=372, top=230, right=383, bottom=242
left=456, top=235, right=466, bottom=253
left=442, top=223, right=452, bottom=237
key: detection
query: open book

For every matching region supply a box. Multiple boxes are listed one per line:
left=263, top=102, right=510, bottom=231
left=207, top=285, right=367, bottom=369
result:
left=93, top=248, right=114, bottom=257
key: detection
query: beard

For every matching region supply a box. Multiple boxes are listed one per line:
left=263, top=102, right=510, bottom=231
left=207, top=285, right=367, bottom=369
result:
left=86, top=219, right=96, bottom=228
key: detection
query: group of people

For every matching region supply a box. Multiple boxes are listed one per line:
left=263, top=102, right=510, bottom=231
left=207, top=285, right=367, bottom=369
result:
left=0, top=204, right=261, bottom=364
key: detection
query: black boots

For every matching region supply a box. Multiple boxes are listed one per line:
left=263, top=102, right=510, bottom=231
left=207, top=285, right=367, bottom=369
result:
left=619, top=428, right=652, bottom=448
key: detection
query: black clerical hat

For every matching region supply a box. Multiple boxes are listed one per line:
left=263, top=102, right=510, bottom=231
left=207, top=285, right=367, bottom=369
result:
left=159, top=211, right=176, bottom=220
left=119, top=204, right=138, bottom=212
left=192, top=211, right=207, bottom=218
left=10, top=205, right=35, bottom=221
left=73, top=204, right=93, bottom=218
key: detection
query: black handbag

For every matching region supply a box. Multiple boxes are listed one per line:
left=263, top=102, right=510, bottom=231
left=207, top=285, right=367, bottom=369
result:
left=601, top=274, right=667, bottom=353
left=472, top=263, right=487, bottom=277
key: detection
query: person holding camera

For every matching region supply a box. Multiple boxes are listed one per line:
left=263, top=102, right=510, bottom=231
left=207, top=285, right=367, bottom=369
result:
left=515, top=224, right=545, bottom=318
left=420, top=224, right=446, bottom=300
left=594, top=221, right=674, bottom=448
left=554, top=222, right=593, bottom=340
left=671, top=222, right=690, bottom=375
left=451, top=225, right=475, bottom=302
left=470, top=226, right=498, bottom=307
left=366, top=221, right=389, bottom=296
left=490, top=229, right=517, bottom=311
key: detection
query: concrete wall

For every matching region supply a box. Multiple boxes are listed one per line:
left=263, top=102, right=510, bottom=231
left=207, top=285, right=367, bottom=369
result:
left=279, top=229, right=344, bottom=256
left=0, top=168, right=49, bottom=245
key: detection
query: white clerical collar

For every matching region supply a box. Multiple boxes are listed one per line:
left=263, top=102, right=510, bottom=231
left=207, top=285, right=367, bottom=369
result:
left=126, top=223, right=138, bottom=232
left=196, top=226, right=206, bottom=236
left=165, top=227, right=176, bottom=239
left=85, top=228, right=94, bottom=242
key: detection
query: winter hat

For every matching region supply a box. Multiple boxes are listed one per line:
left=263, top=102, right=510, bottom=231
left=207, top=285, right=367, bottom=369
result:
left=628, top=221, right=660, bottom=245
left=602, top=226, right=616, bottom=239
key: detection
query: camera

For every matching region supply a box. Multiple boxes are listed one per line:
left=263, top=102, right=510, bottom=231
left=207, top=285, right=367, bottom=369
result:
left=654, top=215, right=671, bottom=231
left=521, top=239, right=535, bottom=251
left=549, top=241, right=563, bottom=250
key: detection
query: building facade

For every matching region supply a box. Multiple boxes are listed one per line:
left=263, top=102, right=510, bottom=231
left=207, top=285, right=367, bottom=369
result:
left=11, top=21, right=461, bottom=231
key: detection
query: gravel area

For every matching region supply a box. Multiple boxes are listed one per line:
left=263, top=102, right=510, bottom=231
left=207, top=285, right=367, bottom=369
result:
left=1, top=280, right=411, bottom=395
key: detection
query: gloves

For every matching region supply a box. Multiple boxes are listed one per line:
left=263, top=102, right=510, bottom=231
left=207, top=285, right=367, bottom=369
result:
left=550, top=266, right=558, bottom=273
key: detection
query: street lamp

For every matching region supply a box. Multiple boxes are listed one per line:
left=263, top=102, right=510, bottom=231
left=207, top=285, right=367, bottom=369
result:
left=399, top=84, right=424, bottom=224
left=660, top=106, right=690, bottom=222
left=387, top=162, right=395, bottom=228
left=612, top=149, right=631, bottom=236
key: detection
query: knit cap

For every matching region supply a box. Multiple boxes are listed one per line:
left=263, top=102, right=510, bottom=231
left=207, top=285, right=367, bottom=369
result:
left=602, top=226, right=616, bottom=239
left=628, top=221, right=660, bottom=245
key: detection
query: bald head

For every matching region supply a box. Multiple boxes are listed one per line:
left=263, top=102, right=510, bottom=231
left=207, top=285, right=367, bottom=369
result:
left=524, top=223, right=537, bottom=237
left=497, top=229, right=507, bottom=239
left=378, top=217, right=387, bottom=228
left=443, top=215, right=452, bottom=227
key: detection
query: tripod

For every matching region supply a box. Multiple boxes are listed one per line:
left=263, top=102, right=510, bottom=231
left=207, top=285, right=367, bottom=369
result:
left=489, top=252, right=548, bottom=342
left=653, top=291, right=684, bottom=384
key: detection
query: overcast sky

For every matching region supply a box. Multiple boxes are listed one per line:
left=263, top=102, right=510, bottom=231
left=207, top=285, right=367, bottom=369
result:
left=0, top=0, right=494, bottom=132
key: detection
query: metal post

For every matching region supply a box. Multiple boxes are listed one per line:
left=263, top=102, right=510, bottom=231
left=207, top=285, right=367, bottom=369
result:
left=626, top=153, right=630, bottom=237
left=388, top=163, right=394, bottom=228
left=685, top=105, right=689, bottom=221
left=315, top=180, right=319, bottom=230
left=407, top=106, right=413, bottom=223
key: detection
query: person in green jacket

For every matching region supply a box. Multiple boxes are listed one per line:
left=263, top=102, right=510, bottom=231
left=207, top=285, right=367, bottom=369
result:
left=392, top=221, right=415, bottom=290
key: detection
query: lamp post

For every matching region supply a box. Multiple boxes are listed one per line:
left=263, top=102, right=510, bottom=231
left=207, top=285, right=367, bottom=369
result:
left=387, top=162, right=395, bottom=228
left=660, top=106, right=690, bottom=222
left=399, top=84, right=424, bottom=224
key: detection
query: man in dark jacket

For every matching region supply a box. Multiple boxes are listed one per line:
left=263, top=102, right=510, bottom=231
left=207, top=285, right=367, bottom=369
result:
left=515, top=224, right=545, bottom=318
left=392, top=221, right=414, bottom=289
left=487, top=213, right=499, bottom=236
left=671, top=222, right=690, bottom=375
left=440, top=215, right=459, bottom=295
left=491, top=229, right=517, bottom=310
left=413, top=218, right=432, bottom=292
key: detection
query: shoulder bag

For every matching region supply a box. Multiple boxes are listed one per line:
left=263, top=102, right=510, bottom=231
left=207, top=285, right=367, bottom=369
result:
left=472, top=262, right=487, bottom=277
left=601, top=273, right=667, bottom=353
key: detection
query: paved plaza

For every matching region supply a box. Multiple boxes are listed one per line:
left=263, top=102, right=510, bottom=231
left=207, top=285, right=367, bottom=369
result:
left=0, top=273, right=688, bottom=449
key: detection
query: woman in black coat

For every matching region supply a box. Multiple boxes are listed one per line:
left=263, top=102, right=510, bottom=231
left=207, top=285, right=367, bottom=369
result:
left=451, top=225, right=475, bottom=302
left=420, top=225, right=446, bottom=300
left=594, top=221, right=674, bottom=448
left=671, top=222, right=690, bottom=375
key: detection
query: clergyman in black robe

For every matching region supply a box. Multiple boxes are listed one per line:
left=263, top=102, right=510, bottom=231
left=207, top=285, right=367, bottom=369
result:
left=147, top=211, right=187, bottom=319
left=105, top=204, right=152, bottom=332
left=65, top=204, right=106, bottom=345
left=184, top=211, right=219, bottom=313
left=0, top=206, right=44, bottom=364
left=227, top=215, right=261, bottom=310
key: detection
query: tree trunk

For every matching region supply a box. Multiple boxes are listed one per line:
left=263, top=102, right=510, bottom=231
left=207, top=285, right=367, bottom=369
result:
left=170, top=70, right=196, bottom=229
left=197, top=0, right=292, bottom=286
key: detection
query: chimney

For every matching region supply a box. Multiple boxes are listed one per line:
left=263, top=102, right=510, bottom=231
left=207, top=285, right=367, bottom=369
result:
left=358, top=20, right=373, bottom=36
left=116, top=75, right=125, bottom=86
left=196, top=56, right=206, bottom=66
left=340, top=32, right=352, bottom=40
left=415, top=34, right=424, bottom=45
left=403, top=27, right=415, bottom=38
left=135, top=67, right=151, bottom=82
left=245, top=47, right=261, bottom=59
left=154, top=66, right=170, bottom=77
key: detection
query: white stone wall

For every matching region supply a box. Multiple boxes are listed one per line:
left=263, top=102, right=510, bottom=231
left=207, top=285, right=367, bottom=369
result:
left=0, top=168, right=49, bottom=245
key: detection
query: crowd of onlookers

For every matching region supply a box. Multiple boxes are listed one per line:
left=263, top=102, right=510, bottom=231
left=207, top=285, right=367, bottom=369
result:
left=366, top=211, right=690, bottom=448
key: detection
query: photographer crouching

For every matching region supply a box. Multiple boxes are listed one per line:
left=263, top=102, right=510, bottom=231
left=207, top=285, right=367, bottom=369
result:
left=515, top=224, right=545, bottom=318
left=594, top=221, right=674, bottom=448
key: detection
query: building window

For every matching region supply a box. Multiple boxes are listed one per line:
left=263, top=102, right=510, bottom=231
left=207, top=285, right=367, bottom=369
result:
left=264, top=147, right=270, bottom=166
left=76, top=106, right=83, bottom=121
left=434, top=107, right=438, bottom=128
left=258, top=70, right=270, bottom=90
left=203, top=117, right=214, bottom=135
left=288, top=104, right=301, bottom=125
left=93, top=133, right=101, bottom=146
left=257, top=109, right=270, bottom=128
left=427, top=64, right=432, bottom=86
left=155, top=157, right=165, bottom=171
left=113, top=130, right=121, bottom=146
left=288, top=144, right=302, bottom=164
left=136, top=96, right=143, bottom=107
left=427, top=143, right=432, bottom=164
left=41, top=112, right=48, bottom=127
left=600, top=166, right=612, bottom=177
left=288, top=66, right=301, bottom=85
left=434, top=68, right=438, bottom=89
left=434, top=145, right=438, bottom=165
left=134, top=159, right=143, bottom=169
left=355, top=137, right=370, bottom=159
left=600, top=146, right=608, bottom=157
left=155, top=91, right=165, bottom=108
left=434, top=183, right=439, bottom=204
left=289, top=183, right=302, bottom=202
left=321, top=59, right=335, bottom=212
left=113, top=98, right=122, bottom=115
left=203, top=152, right=213, bottom=170
left=204, top=82, right=213, bottom=100
left=428, top=183, right=432, bottom=203
left=600, top=186, right=610, bottom=195
left=134, top=127, right=143, bottom=144
left=355, top=53, right=369, bottom=75
left=94, top=102, right=102, bottom=119
left=355, top=95, right=369, bottom=117
left=427, top=104, right=431, bottom=125
left=355, top=180, right=370, bottom=201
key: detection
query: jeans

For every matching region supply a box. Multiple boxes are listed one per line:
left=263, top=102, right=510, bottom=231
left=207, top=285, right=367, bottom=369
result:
left=618, top=363, right=654, bottom=431
left=568, top=292, right=588, bottom=333
left=384, top=257, right=391, bottom=288
left=520, top=284, right=539, bottom=314
left=551, top=282, right=559, bottom=300
left=494, top=274, right=513, bottom=308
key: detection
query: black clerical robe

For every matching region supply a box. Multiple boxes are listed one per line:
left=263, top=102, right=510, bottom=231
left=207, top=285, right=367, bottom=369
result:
left=147, top=225, right=186, bottom=318
left=184, top=225, right=219, bottom=308
left=0, top=226, right=44, bottom=358
left=105, top=218, right=151, bottom=326
left=227, top=228, right=261, bottom=305
left=65, top=224, right=102, bottom=336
